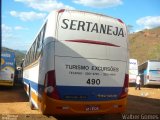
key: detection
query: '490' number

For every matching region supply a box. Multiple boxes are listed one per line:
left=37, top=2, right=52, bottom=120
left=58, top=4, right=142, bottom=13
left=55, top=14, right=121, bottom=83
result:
left=86, top=79, right=100, bottom=85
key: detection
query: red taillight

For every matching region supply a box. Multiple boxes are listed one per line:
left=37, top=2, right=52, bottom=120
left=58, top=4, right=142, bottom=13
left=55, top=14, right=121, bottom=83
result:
left=11, top=74, right=14, bottom=79
left=44, top=70, right=60, bottom=99
left=118, top=74, right=129, bottom=99
left=58, top=9, right=65, bottom=13
left=117, top=18, right=124, bottom=24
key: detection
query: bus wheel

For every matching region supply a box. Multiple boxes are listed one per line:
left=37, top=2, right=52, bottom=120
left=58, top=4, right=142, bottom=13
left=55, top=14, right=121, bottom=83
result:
left=41, top=103, right=46, bottom=114
left=29, top=87, right=36, bottom=110
left=41, top=94, right=47, bottom=115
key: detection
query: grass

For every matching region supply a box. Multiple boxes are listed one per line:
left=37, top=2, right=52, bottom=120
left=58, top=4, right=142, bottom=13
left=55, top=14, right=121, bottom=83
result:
left=129, top=27, right=160, bottom=64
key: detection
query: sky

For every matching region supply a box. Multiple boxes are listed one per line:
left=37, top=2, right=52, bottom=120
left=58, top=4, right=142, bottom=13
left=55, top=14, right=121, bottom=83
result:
left=2, top=0, right=160, bottom=50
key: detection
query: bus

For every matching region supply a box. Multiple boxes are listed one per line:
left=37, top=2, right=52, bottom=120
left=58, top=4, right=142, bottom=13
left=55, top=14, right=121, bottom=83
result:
left=139, top=60, right=160, bottom=86
left=23, top=9, right=129, bottom=115
left=129, top=59, right=138, bottom=83
left=0, top=51, right=16, bottom=86
left=15, top=66, right=23, bottom=84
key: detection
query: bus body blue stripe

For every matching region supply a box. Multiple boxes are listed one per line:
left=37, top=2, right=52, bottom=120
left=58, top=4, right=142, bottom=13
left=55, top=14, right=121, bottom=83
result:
left=23, top=78, right=123, bottom=101
left=23, top=78, right=44, bottom=95
left=57, top=86, right=122, bottom=101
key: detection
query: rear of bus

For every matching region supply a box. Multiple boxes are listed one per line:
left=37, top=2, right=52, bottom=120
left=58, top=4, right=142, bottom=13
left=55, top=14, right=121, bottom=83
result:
left=43, top=10, right=128, bottom=115
left=0, top=51, right=16, bottom=86
left=147, top=61, right=160, bottom=85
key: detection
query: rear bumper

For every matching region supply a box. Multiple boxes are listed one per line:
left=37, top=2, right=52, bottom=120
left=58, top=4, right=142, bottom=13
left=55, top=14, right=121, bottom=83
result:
left=0, top=80, right=14, bottom=86
left=146, top=80, right=160, bottom=85
left=42, top=94, right=127, bottom=115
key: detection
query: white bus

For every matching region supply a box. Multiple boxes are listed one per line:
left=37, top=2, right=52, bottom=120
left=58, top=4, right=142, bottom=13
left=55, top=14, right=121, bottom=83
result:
left=139, top=60, right=160, bottom=86
left=129, top=59, right=138, bottom=83
left=23, top=9, right=129, bottom=115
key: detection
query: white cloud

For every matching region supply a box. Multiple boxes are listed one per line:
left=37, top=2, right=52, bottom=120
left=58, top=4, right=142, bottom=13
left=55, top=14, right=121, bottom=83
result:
left=73, top=0, right=123, bottom=8
left=14, top=26, right=28, bottom=30
left=2, top=24, right=17, bottom=42
left=1, top=24, right=28, bottom=42
left=2, top=34, right=18, bottom=42
left=136, top=16, right=160, bottom=29
left=1, top=24, right=30, bottom=50
left=14, top=0, right=75, bottom=12
left=2, top=24, right=12, bottom=32
left=10, top=11, right=46, bottom=21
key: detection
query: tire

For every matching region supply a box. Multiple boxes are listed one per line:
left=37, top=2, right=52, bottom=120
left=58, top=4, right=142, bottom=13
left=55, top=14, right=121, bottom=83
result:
left=41, top=94, right=47, bottom=115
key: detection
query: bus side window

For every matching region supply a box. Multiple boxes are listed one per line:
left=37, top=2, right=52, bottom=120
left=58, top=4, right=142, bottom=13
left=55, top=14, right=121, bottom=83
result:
left=28, top=50, right=31, bottom=65
left=33, top=40, right=37, bottom=61
left=35, top=35, right=40, bottom=59
left=24, top=22, right=47, bottom=67
left=25, top=56, right=27, bottom=67
left=30, top=45, right=34, bottom=63
left=35, top=23, right=46, bottom=59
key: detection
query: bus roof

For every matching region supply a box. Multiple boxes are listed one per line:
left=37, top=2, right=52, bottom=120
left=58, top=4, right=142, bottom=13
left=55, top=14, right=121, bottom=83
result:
left=139, top=60, right=160, bottom=70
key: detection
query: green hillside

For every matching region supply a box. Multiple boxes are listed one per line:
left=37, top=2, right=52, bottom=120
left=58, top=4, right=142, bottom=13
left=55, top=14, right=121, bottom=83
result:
left=129, top=27, right=160, bottom=64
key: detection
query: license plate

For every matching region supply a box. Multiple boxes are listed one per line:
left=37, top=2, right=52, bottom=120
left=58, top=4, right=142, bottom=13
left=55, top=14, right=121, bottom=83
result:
left=85, top=106, right=99, bottom=111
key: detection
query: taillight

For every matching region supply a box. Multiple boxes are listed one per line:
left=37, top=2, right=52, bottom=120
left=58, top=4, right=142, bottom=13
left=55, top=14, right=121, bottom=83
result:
left=44, top=70, right=60, bottom=99
left=118, top=74, right=129, bottom=99
left=117, top=18, right=124, bottom=24
left=58, top=9, right=65, bottom=13
left=11, top=74, right=14, bottom=79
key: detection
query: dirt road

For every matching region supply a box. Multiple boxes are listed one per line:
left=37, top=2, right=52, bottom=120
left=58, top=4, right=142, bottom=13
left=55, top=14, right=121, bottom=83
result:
left=0, top=84, right=160, bottom=120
